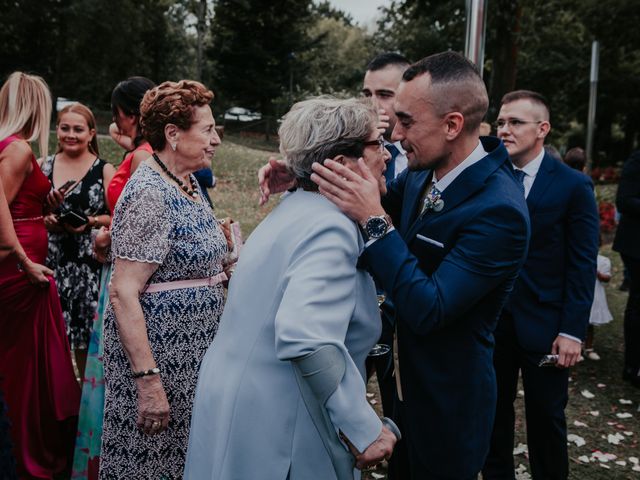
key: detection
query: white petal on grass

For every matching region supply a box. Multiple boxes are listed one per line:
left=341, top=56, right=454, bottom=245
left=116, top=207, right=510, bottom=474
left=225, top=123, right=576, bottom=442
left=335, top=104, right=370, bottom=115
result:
left=371, top=473, right=385, bottom=480
left=567, top=434, right=586, bottom=447
left=573, top=420, right=588, bottom=427
left=578, top=455, right=591, bottom=463
left=623, top=431, right=633, bottom=436
left=619, top=399, right=633, bottom=405
left=366, top=393, right=374, bottom=398
left=607, top=433, right=625, bottom=445
left=589, top=410, right=600, bottom=416
left=616, top=413, right=633, bottom=419
left=615, top=460, right=627, bottom=466
left=517, top=390, right=525, bottom=398
left=581, top=390, right=595, bottom=399
left=513, top=443, right=528, bottom=455
left=591, top=451, right=617, bottom=463
left=514, top=464, right=531, bottom=480
left=597, top=383, right=606, bottom=388
left=369, top=399, right=377, bottom=405
left=633, top=465, right=640, bottom=472
left=629, top=457, right=639, bottom=464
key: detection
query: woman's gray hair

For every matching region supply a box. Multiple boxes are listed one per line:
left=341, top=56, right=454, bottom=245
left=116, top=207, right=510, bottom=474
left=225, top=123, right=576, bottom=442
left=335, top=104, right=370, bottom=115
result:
left=278, top=97, right=378, bottom=186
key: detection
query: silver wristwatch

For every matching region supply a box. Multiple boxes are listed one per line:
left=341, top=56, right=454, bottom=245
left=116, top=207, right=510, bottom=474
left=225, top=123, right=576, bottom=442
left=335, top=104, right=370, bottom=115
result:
left=360, top=214, right=391, bottom=240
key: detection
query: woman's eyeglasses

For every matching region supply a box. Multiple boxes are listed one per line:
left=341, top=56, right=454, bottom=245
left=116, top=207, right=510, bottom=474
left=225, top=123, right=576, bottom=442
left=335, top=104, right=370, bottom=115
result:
left=362, top=137, right=385, bottom=152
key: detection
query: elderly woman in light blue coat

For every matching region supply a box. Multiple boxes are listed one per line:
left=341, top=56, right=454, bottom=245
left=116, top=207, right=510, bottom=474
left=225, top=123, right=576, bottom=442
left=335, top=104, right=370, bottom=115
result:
left=184, top=97, right=398, bottom=479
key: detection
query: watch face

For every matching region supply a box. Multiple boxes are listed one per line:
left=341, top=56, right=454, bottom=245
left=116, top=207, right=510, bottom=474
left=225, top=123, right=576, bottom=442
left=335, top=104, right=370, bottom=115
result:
left=366, top=216, right=389, bottom=238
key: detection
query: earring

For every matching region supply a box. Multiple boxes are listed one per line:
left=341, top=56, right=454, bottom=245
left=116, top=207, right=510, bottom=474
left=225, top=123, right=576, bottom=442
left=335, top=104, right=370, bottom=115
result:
left=170, top=142, right=177, bottom=151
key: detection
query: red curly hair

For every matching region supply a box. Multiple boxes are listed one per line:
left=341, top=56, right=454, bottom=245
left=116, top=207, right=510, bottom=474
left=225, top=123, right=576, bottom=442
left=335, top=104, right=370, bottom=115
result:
left=140, top=80, right=214, bottom=150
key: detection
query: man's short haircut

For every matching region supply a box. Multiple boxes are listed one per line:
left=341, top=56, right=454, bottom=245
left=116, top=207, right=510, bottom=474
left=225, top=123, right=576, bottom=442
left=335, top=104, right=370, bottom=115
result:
left=564, top=147, right=586, bottom=171
left=403, top=51, right=489, bottom=133
left=366, top=52, right=411, bottom=72
left=501, top=90, right=550, bottom=120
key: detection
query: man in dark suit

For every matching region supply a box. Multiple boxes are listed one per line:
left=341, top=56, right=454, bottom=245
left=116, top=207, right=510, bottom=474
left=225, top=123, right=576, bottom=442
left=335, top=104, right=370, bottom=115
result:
left=311, top=52, right=530, bottom=479
left=483, top=91, right=599, bottom=479
left=613, top=150, right=640, bottom=388
left=361, top=52, right=410, bottom=422
left=362, top=52, right=410, bottom=183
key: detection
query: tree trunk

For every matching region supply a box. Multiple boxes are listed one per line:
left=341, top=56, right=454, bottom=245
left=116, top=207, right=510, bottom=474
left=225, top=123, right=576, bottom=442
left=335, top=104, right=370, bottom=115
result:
left=487, top=1, right=521, bottom=118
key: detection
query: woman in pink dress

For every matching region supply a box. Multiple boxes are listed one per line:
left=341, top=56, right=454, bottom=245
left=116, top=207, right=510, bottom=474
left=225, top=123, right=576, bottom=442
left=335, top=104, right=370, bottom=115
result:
left=0, top=71, right=80, bottom=479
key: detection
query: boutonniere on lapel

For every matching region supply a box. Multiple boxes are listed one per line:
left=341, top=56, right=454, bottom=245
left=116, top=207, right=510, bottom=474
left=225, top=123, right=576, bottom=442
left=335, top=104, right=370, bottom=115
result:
left=421, top=183, right=444, bottom=216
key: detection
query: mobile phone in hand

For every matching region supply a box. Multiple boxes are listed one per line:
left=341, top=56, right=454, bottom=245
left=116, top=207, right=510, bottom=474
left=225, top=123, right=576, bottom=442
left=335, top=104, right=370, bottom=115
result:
left=58, top=180, right=77, bottom=195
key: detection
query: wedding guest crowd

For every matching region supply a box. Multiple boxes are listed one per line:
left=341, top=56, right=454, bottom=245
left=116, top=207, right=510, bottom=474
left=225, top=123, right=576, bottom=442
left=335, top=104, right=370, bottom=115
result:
left=0, top=47, right=627, bottom=480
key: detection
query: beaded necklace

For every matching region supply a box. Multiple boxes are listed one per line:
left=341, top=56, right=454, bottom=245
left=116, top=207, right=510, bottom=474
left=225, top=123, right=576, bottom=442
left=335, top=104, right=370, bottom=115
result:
left=152, top=153, right=198, bottom=198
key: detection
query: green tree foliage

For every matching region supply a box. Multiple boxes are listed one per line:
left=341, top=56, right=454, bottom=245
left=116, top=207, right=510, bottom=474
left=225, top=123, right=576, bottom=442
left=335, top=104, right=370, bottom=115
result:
left=373, top=0, right=640, bottom=161
left=375, top=0, right=466, bottom=62
left=0, top=0, right=196, bottom=110
left=297, top=17, right=375, bottom=97
left=207, top=0, right=314, bottom=115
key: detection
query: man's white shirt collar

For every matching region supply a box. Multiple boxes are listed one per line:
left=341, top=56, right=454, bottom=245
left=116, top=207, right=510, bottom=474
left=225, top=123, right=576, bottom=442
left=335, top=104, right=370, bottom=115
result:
left=516, top=148, right=545, bottom=178
left=433, top=140, right=487, bottom=192
left=512, top=147, right=545, bottom=198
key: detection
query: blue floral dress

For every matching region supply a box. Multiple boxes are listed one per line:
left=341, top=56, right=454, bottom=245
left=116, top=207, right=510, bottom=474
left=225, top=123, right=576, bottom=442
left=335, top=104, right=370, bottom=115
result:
left=99, top=163, right=227, bottom=479
left=42, top=155, right=109, bottom=349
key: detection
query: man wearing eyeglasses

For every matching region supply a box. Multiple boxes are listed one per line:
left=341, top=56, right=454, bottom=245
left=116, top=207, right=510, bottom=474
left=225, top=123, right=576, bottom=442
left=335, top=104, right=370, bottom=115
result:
left=361, top=53, right=411, bottom=434
left=483, top=90, right=599, bottom=479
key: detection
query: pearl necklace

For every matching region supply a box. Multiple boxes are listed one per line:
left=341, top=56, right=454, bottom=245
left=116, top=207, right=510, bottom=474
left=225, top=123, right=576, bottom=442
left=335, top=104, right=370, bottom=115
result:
left=152, top=153, right=198, bottom=198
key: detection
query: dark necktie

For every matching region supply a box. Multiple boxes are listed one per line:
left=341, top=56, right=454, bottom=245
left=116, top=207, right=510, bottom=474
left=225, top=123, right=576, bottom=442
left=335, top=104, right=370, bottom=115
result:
left=513, top=169, right=526, bottom=195
left=384, top=144, right=400, bottom=182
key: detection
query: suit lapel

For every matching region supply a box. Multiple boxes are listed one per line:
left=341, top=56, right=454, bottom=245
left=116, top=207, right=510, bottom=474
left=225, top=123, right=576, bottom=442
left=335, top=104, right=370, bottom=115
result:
left=401, top=170, right=430, bottom=235
left=405, top=160, right=488, bottom=241
left=526, top=153, right=557, bottom=213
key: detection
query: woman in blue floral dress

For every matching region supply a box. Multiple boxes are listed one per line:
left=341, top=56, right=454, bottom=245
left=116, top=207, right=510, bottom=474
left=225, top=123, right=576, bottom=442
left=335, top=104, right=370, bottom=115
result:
left=99, top=80, right=227, bottom=479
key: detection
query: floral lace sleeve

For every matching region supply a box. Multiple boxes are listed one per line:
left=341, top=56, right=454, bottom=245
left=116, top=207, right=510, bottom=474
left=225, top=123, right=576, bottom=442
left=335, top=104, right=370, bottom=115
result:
left=111, top=186, right=171, bottom=264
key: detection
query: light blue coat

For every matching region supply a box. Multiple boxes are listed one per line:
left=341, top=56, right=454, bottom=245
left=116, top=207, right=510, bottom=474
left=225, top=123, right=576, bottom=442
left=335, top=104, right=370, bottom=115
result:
left=184, top=190, right=382, bottom=480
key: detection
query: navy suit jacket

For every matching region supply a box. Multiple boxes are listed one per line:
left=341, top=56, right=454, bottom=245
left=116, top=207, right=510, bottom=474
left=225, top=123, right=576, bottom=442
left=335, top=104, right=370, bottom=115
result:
left=360, top=137, right=530, bottom=478
left=503, top=153, right=599, bottom=353
left=613, top=150, right=640, bottom=260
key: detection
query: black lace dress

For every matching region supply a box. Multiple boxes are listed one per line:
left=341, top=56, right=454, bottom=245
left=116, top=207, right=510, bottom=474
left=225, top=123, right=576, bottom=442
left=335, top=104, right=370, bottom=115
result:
left=42, top=155, right=110, bottom=349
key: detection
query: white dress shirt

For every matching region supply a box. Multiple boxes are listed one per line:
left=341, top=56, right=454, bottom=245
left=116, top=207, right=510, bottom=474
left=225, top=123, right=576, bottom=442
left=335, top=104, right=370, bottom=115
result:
left=513, top=147, right=544, bottom=198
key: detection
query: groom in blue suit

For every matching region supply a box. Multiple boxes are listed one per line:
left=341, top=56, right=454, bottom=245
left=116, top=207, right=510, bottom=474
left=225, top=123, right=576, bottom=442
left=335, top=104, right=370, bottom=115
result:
left=311, top=52, right=530, bottom=479
left=483, top=91, right=599, bottom=479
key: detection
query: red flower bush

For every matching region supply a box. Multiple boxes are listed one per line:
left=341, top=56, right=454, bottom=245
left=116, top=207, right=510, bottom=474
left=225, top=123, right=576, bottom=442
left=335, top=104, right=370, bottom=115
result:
left=599, top=201, right=616, bottom=233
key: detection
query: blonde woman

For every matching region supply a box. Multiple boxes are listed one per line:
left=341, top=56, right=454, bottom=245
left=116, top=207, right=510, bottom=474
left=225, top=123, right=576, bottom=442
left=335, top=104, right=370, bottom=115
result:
left=0, top=71, right=80, bottom=479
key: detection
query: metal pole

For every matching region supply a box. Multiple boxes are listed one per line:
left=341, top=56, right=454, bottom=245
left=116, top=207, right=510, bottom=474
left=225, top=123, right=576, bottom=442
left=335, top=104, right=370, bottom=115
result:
left=585, top=41, right=599, bottom=174
left=465, top=0, right=488, bottom=77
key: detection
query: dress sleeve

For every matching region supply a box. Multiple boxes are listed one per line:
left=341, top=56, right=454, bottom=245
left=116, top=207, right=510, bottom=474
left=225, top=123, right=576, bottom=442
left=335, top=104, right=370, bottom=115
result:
left=111, top=186, right=171, bottom=264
